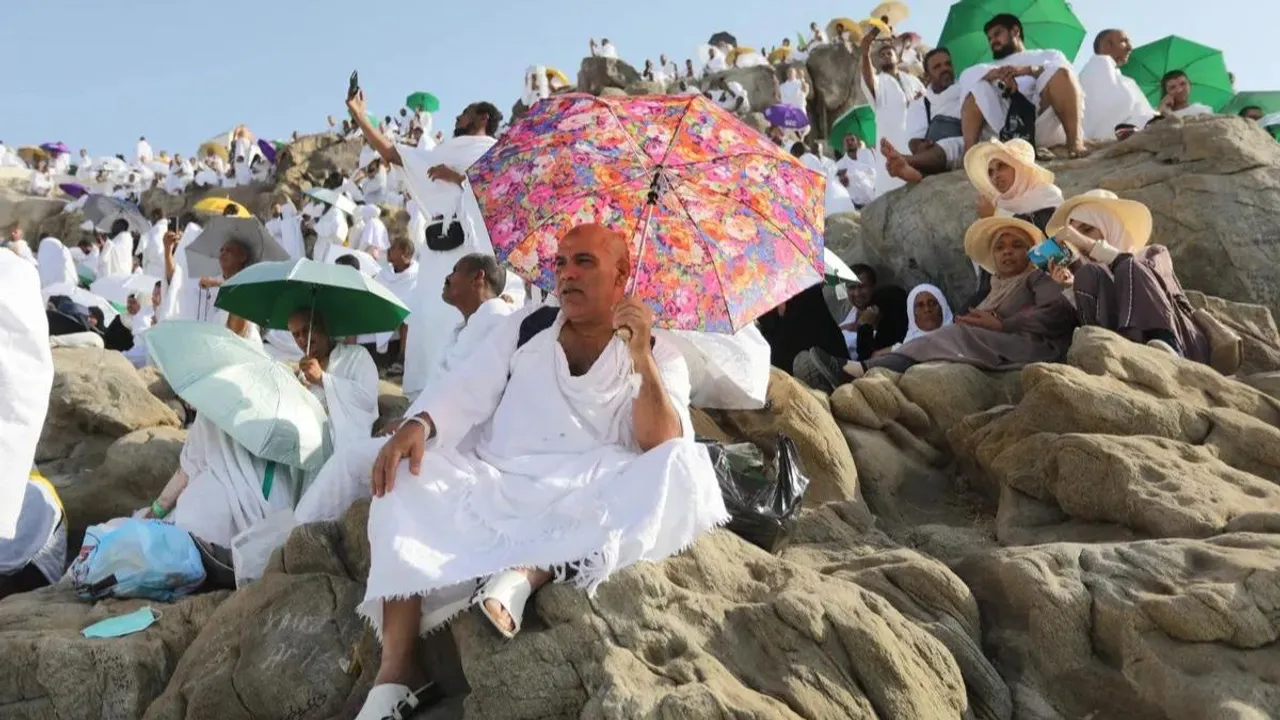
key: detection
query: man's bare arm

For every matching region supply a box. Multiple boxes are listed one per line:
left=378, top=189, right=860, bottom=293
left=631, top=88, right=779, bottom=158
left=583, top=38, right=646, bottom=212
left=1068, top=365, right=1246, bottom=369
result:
left=631, top=354, right=683, bottom=452
left=347, top=91, right=403, bottom=168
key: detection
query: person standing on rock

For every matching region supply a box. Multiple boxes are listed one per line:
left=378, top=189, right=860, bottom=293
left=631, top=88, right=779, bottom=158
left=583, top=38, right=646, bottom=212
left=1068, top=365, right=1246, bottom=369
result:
left=859, top=24, right=925, bottom=198
left=138, top=209, right=168, bottom=279
left=957, top=13, right=1087, bottom=157
left=1078, top=30, right=1157, bottom=141
left=97, top=218, right=135, bottom=279
left=349, top=225, right=726, bottom=720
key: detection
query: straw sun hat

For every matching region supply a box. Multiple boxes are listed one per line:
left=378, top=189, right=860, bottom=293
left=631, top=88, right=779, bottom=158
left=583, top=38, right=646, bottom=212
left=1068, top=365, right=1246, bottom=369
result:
left=1045, top=189, right=1154, bottom=252
left=963, top=216, right=1045, bottom=274
left=963, top=139, right=1055, bottom=199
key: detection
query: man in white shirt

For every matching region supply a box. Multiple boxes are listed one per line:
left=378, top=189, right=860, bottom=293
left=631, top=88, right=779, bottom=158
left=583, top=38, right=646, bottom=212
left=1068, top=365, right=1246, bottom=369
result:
left=958, top=13, right=1087, bottom=156
left=1079, top=29, right=1157, bottom=140
left=138, top=209, right=169, bottom=279
left=859, top=26, right=925, bottom=197
left=1156, top=70, right=1215, bottom=119
left=882, top=48, right=965, bottom=184
left=135, top=136, right=154, bottom=165
left=97, top=219, right=135, bottom=278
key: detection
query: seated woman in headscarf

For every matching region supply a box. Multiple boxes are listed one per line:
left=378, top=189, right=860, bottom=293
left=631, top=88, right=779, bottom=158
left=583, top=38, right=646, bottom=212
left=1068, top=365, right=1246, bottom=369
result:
left=1043, top=189, right=1227, bottom=370
left=893, top=283, right=954, bottom=350
left=805, top=217, right=1076, bottom=387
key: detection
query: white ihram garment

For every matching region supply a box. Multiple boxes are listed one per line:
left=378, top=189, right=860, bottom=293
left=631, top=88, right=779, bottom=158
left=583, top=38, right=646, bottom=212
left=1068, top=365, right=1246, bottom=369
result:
left=1078, top=54, right=1156, bottom=140
left=958, top=49, right=1079, bottom=148
left=358, top=311, right=727, bottom=636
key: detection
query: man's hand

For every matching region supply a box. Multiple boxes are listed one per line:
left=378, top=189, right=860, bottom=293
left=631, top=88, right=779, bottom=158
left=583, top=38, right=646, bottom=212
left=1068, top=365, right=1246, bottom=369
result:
left=370, top=415, right=430, bottom=497
left=198, top=276, right=222, bottom=289
left=1048, top=260, right=1074, bottom=288
left=346, top=88, right=367, bottom=120
left=163, top=230, right=180, bottom=252
left=956, top=310, right=1004, bottom=331
left=612, top=297, right=655, bottom=358
left=1157, top=94, right=1175, bottom=114
left=299, top=357, right=323, bottom=386
left=427, top=165, right=465, bottom=185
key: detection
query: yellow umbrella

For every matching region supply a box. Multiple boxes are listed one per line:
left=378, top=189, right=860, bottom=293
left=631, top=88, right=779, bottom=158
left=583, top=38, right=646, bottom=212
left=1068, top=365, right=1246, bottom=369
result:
left=17, top=146, right=48, bottom=165
left=199, top=142, right=229, bottom=161
left=193, top=197, right=252, bottom=218
left=233, top=124, right=255, bottom=141
left=860, top=17, right=894, bottom=39
left=768, top=47, right=793, bottom=64
left=726, top=46, right=757, bottom=66
left=545, top=67, right=571, bottom=88
left=826, top=17, right=862, bottom=42
left=870, top=1, right=911, bottom=28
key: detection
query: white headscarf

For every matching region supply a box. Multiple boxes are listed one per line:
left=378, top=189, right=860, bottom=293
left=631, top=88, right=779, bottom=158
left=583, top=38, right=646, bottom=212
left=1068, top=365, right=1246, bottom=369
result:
left=901, top=283, right=954, bottom=345
left=1067, top=205, right=1132, bottom=251
left=37, top=237, right=77, bottom=288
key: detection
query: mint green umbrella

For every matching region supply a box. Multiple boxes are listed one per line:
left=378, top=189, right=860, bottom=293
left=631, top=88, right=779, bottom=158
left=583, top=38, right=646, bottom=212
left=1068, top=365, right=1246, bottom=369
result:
left=146, top=321, right=329, bottom=471
left=937, top=0, right=1086, bottom=74
left=1121, top=36, right=1232, bottom=112
left=1222, top=91, right=1280, bottom=117
left=215, top=258, right=410, bottom=337
left=828, top=105, right=877, bottom=152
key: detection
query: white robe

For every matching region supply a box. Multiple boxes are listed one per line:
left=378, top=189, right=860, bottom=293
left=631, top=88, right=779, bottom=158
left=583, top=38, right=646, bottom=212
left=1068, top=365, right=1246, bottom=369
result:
left=28, top=171, right=54, bottom=197
left=98, top=231, right=135, bottom=278
left=358, top=310, right=727, bottom=635
left=138, top=219, right=168, bottom=279
left=598, top=42, right=619, bottom=59
left=862, top=71, right=926, bottom=197
left=270, top=206, right=306, bottom=260
left=136, top=140, right=154, bottom=165
left=313, top=206, right=349, bottom=263
left=779, top=79, right=808, bottom=111
left=356, top=212, right=390, bottom=258
left=406, top=198, right=428, bottom=247
left=904, top=83, right=967, bottom=167
left=37, top=237, right=77, bottom=288
left=1079, top=55, right=1157, bottom=140
left=1173, top=103, right=1214, bottom=118
left=836, top=152, right=878, bottom=207
left=366, top=261, right=420, bottom=352
left=72, top=246, right=99, bottom=280
left=0, top=253, right=54, bottom=539
left=958, top=49, right=1078, bottom=148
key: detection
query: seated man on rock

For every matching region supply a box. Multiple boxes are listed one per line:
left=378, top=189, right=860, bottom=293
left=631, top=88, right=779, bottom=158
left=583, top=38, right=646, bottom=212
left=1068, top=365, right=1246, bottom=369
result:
left=353, top=224, right=728, bottom=720
left=958, top=13, right=1087, bottom=156
left=883, top=47, right=966, bottom=183
left=141, top=307, right=379, bottom=545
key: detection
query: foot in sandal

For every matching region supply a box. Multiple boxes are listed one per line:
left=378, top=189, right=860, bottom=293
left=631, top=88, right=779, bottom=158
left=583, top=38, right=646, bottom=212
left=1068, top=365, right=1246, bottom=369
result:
left=477, top=568, right=552, bottom=639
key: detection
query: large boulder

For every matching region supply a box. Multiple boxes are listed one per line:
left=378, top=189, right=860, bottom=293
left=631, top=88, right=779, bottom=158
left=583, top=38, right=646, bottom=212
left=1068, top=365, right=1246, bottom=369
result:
left=1187, top=290, right=1280, bottom=375
left=0, top=586, right=228, bottom=720
left=954, top=533, right=1280, bottom=719
left=698, top=66, right=781, bottom=113
left=139, top=183, right=282, bottom=223
left=35, top=207, right=94, bottom=248
left=37, top=348, right=181, bottom=472
left=847, top=116, right=1280, bottom=317
left=804, top=45, right=867, bottom=122
left=274, top=133, right=363, bottom=193
left=951, top=327, right=1280, bottom=545
left=577, top=57, right=642, bottom=96
left=57, top=426, right=187, bottom=534
left=0, top=188, right=65, bottom=243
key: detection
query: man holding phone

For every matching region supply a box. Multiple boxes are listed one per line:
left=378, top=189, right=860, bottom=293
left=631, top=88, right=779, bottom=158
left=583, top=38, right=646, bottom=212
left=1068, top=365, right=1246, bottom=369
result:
left=344, top=75, right=514, bottom=404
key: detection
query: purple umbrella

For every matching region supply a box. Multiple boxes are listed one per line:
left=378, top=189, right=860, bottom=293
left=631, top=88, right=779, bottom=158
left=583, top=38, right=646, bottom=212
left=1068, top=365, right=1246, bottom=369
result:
left=59, top=183, right=89, bottom=199
left=41, top=142, right=70, bottom=155
left=257, top=138, right=277, bottom=164
left=764, top=104, right=810, bottom=130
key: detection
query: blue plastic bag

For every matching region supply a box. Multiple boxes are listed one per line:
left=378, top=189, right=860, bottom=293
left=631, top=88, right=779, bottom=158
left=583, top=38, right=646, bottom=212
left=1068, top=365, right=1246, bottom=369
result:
left=69, top=519, right=206, bottom=601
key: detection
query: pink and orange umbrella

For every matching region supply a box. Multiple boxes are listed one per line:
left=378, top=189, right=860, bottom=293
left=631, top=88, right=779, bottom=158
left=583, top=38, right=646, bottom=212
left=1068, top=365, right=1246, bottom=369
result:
left=467, top=93, right=826, bottom=334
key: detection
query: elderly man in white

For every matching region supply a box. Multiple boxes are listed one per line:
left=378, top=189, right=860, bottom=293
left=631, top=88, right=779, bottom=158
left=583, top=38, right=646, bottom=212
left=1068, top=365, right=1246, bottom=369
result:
left=351, top=224, right=727, bottom=720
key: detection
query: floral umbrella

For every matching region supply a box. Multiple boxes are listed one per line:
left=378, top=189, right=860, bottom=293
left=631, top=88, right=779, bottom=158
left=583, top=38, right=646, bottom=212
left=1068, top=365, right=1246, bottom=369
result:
left=467, top=93, right=826, bottom=334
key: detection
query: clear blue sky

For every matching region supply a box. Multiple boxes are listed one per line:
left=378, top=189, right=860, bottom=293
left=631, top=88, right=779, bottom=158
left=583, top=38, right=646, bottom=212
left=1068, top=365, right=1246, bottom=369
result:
left=3, top=0, right=1272, bottom=158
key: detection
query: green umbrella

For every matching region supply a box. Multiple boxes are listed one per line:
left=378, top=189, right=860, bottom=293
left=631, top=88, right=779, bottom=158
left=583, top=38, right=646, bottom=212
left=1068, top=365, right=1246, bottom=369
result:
left=146, top=320, right=329, bottom=471
left=823, top=249, right=860, bottom=286
left=1121, top=36, right=1232, bottom=112
left=405, top=92, right=440, bottom=113
left=215, top=258, right=410, bottom=338
left=828, top=105, right=877, bottom=152
left=1221, top=91, right=1280, bottom=117
left=937, top=0, right=1086, bottom=74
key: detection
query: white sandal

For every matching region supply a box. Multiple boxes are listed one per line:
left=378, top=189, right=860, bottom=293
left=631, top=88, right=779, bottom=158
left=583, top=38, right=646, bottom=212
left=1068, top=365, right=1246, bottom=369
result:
left=354, top=682, right=438, bottom=720
left=477, top=570, right=534, bottom=639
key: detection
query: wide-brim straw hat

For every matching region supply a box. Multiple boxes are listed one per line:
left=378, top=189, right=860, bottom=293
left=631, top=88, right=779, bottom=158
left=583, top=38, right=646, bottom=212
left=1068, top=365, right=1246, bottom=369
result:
left=964, top=216, right=1046, bottom=274
left=1045, top=189, right=1153, bottom=252
left=963, top=139, right=1055, bottom=199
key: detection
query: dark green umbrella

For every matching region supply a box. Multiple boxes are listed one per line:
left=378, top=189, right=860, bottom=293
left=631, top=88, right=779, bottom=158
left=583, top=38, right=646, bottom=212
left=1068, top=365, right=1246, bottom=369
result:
left=1121, top=35, right=1232, bottom=112
left=1222, top=91, right=1280, bottom=117
left=937, top=0, right=1086, bottom=74
left=828, top=105, right=877, bottom=152
left=215, top=258, right=410, bottom=338
left=405, top=92, right=440, bottom=113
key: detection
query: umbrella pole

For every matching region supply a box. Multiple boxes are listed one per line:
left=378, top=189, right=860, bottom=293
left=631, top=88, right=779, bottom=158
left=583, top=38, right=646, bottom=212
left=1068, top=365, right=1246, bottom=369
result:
left=305, top=289, right=315, bottom=357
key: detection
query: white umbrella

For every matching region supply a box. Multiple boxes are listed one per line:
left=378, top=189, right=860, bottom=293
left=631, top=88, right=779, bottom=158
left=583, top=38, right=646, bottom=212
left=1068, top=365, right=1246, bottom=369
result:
left=303, top=187, right=357, bottom=215
left=325, top=247, right=381, bottom=276
left=185, top=216, right=290, bottom=279
left=823, top=249, right=860, bottom=284
left=91, top=273, right=161, bottom=307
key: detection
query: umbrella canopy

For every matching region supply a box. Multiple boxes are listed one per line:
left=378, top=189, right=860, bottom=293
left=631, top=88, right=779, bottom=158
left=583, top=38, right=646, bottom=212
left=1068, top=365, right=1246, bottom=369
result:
left=40, top=142, right=70, bottom=155
left=870, top=1, right=911, bottom=27
left=1121, top=36, right=1233, bottom=112
left=405, top=91, right=441, bottom=113
left=199, top=141, right=229, bottom=160
left=767, top=47, right=793, bottom=64
left=146, top=321, right=328, bottom=471
left=185, top=216, right=290, bottom=279
left=257, top=139, right=278, bottom=164
left=58, top=182, right=89, bottom=199
left=937, top=0, right=1086, bottom=75
left=764, top=104, right=810, bottom=130
left=708, top=31, right=738, bottom=47
left=826, top=17, right=862, bottom=43
left=303, top=187, right=357, bottom=215
left=215, top=258, right=410, bottom=336
left=467, top=93, right=826, bottom=334
left=828, top=105, right=878, bottom=152
left=17, top=147, right=47, bottom=166
left=545, top=68, right=571, bottom=88
left=193, top=196, right=252, bottom=217
left=327, top=247, right=381, bottom=276
left=81, top=194, right=148, bottom=232
left=1223, top=91, right=1280, bottom=117
left=823, top=249, right=861, bottom=285
left=91, top=273, right=161, bottom=307
left=726, top=47, right=758, bottom=67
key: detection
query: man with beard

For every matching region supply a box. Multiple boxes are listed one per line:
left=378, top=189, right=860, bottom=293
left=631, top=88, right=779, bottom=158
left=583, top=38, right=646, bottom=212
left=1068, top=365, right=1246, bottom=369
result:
left=958, top=13, right=1087, bottom=156
left=1078, top=29, right=1157, bottom=141
left=347, top=88, right=521, bottom=403
left=882, top=48, right=965, bottom=183
left=858, top=25, right=925, bottom=196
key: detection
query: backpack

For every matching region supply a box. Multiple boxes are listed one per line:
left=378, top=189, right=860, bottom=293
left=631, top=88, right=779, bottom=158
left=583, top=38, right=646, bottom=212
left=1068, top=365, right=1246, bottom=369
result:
left=516, top=306, right=655, bottom=350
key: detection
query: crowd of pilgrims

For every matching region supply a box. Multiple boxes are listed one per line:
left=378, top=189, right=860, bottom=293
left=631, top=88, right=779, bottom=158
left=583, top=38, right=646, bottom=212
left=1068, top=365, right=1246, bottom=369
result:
left=0, top=7, right=1257, bottom=720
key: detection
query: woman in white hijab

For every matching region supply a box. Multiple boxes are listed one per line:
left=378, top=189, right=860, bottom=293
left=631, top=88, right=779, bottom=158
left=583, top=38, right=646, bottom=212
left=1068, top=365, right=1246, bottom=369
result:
left=895, top=283, right=954, bottom=349
left=965, top=139, right=1063, bottom=231
left=36, top=236, right=77, bottom=288
left=1045, top=190, right=1225, bottom=370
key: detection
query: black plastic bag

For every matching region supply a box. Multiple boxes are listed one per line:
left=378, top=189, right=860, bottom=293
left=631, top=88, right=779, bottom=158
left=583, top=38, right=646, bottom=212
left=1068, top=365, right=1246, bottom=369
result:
left=702, top=434, right=809, bottom=553
left=999, top=88, right=1037, bottom=145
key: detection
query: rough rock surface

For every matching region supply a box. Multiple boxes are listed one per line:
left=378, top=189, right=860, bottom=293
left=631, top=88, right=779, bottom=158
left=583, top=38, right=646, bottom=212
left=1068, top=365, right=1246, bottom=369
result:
left=57, top=426, right=186, bottom=535
left=37, top=348, right=180, bottom=472
left=0, top=188, right=65, bottom=242
left=697, top=66, right=781, bottom=114
left=836, top=117, right=1280, bottom=317
left=274, top=133, right=363, bottom=193
left=804, top=45, right=866, bottom=127
left=577, top=57, right=642, bottom=96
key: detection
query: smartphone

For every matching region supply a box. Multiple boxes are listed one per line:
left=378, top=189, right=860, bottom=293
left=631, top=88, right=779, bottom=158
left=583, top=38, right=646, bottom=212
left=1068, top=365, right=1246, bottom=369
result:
left=1027, top=237, right=1072, bottom=270
left=348, top=70, right=360, bottom=100
left=168, top=216, right=180, bottom=230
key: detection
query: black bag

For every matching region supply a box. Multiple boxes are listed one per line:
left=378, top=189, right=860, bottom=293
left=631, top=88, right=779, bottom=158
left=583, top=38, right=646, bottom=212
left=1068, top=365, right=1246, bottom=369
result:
left=999, top=89, right=1038, bottom=145
left=424, top=220, right=466, bottom=252
left=703, top=434, right=809, bottom=553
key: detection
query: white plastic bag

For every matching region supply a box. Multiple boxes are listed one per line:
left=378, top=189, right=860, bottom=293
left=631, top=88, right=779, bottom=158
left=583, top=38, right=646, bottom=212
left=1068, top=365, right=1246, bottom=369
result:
left=230, top=509, right=297, bottom=587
